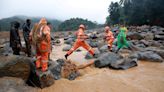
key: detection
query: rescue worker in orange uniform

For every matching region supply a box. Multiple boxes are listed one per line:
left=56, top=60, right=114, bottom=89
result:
left=65, top=24, right=95, bottom=59
left=34, top=18, right=51, bottom=72
left=104, top=26, right=114, bottom=51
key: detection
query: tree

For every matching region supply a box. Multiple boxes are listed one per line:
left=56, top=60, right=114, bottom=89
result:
left=58, top=18, right=97, bottom=31
left=106, top=0, right=164, bottom=26
left=108, top=2, right=121, bottom=25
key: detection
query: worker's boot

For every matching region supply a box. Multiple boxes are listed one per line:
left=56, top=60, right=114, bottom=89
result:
left=115, top=48, right=120, bottom=54
left=108, top=46, right=112, bottom=52
left=65, top=54, right=69, bottom=59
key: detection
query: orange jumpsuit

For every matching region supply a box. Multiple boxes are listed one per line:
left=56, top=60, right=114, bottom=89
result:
left=36, top=25, right=51, bottom=72
left=105, top=31, right=114, bottom=50
left=67, top=28, right=95, bottom=56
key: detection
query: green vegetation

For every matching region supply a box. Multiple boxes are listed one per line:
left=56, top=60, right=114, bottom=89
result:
left=58, top=18, right=97, bottom=31
left=106, top=0, right=164, bottom=26
left=0, top=16, right=61, bottom=31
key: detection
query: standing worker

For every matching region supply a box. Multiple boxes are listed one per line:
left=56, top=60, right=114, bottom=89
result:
left=10, top=21, right=22, bottom=55
left=104, top=26, right=114, bottom=51
left=65, top=24, right=95, bottom=59
left=22, top=19, right=32, bottom=57
left=34, top=18, right=51, bottom=72
left=47, top=22, right=52, bottom=61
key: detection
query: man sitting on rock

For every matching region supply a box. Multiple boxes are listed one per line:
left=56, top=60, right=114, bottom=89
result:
left=104, top=26, right=115, bottom=51
left=65, top=24, right=95, bottom=59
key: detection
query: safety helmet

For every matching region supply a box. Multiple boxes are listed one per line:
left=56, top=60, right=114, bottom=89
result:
left=39, top=18, right=47, bottom=25
left=79, top=24, right=85, bottom=29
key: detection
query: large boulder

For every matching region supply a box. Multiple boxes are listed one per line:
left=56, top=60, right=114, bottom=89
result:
left=94, top=52, right=123, bottom=68
left=94, top=52, right=138, bottom=69
left=137, top=51, right=163, bottom=62
left=0, top=55, right=55, bottom=88
left=85, top=48, right=100, bottom=59
left=144, top=47, right=164, bottom=59
left=110, top=56, right=138, bottom=70
left=0, top=55, right=33, bottom=80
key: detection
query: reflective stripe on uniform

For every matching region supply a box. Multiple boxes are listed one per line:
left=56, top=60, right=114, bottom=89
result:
left=88, top=47, right=92, bottom=51
left=42, top=60, right=48, bottom=63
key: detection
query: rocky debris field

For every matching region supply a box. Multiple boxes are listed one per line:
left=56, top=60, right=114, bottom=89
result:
left=0, top=25, right=164, bottom=92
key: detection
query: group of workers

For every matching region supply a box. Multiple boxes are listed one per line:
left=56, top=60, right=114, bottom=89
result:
left=10, top=18, right=130, bottom=72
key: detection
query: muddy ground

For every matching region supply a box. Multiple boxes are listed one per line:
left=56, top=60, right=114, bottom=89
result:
left=38, top=39, right=164, bottom=92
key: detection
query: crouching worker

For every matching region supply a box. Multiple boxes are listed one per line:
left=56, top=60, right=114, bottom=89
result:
left=104, top=26, right=114, bottom=51
left=65, top=24, right=95, bottom=59
left=31, top=18, right=51, bottom=72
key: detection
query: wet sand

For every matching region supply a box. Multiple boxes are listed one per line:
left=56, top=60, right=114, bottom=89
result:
left=37, top=39, right=164, bottom=92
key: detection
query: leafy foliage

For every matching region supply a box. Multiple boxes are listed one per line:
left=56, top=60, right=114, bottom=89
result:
left=0, top=15, right=62, bottom=31
left=58, top=18, right=97, bottom=31
left=106, top=0, right=164, bottom=26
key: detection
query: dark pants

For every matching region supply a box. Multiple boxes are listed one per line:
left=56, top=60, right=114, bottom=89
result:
left=12, top=47, right=20, bottom=55
left=25, top=39, right=31, bottom=57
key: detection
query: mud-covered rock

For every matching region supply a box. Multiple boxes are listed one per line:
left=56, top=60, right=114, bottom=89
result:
left=0, top=55, right=55, bottom=88
left=49, top=59, right=80, bottom=80
left=0, top=55, right=34, bottom=80
left=61, top=60, right=80, bottom=80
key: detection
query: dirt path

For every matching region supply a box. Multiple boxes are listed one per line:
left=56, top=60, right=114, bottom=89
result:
left=36, top=39, right=164, bottom=92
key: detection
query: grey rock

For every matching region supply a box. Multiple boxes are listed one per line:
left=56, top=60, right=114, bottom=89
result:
left=138, top=51, right=163, bottom=62
left=85, top=48, right=100, bottom=59
left=99, top=45, right=108, bottom=53
left=127, top=32, right=144, bottom=40
left=62, top=45, right=72, bottom=51
left=110, top=57, right=138, bottom=70
left=94, top=52, right=123, bottom=68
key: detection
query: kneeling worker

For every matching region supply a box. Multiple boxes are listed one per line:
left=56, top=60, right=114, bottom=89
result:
left=65, top=24, right=95, bottom=59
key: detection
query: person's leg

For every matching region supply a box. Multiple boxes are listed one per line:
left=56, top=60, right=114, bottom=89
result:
left=12, top=47, right=20, bottom=55
left=65, top=41, right=80, bottom=59
left=35, top=51, right=41, bottom=69
left=81, top=41, right=95, bottom=56
left=41, top=52, right=49, bottom=72
left=26, top=39, right=31, bottom=57
left=115, top=45, right=122, bottom=53
left=107, top=39, right=114, bottom=51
